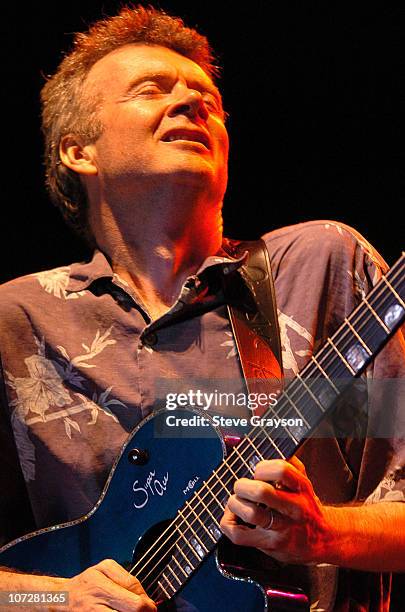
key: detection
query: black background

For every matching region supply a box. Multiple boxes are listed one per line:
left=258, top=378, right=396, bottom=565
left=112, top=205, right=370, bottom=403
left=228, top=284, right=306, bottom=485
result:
left=1, top=1, right=404, bottom=283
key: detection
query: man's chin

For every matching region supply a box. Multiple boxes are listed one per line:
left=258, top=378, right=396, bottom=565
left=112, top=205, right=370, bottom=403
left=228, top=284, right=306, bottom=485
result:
left=157, top=164, right=226, bottom=192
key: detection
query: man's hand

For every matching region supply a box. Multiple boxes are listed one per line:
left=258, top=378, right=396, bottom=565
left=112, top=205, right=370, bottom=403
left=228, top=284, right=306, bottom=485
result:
left=220, top=457, right=333, bottom=564
left=0, top=559, right=156, bottom=611
left=64, top=559, right=156, bottom=611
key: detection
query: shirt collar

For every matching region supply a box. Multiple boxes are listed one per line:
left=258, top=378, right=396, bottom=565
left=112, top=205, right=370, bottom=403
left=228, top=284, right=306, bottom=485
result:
left=66, top=243, right=247, bottom=294
left=66, top=250, right=114, bottom=292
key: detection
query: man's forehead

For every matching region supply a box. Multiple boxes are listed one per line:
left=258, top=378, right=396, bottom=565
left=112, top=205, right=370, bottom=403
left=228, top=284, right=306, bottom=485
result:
left=85, top=43, right=219, bottom=94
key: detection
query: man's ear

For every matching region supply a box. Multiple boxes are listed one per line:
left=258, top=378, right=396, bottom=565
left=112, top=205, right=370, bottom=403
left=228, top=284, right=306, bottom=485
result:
left=59, top=135, right=98, bottom=176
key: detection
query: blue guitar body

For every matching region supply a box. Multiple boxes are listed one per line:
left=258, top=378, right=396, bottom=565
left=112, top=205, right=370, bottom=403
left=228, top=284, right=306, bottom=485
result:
left=0, top=409, right=307, bottom=611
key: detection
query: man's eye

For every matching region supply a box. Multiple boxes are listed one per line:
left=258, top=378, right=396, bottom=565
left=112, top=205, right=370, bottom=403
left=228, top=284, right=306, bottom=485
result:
left=203, top=94, right=222, bottom=114
left=136, top=84, right=164, bottom=95
left=133, top=83, right=164, bottom=96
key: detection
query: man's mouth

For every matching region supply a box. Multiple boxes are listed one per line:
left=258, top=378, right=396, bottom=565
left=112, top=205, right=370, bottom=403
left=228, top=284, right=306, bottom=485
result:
left=161, top=129, right=210, bottom=149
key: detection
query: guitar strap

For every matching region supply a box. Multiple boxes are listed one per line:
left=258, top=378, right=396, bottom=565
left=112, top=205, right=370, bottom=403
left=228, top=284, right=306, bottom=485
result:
left=223, top=239, right=284, bottom=418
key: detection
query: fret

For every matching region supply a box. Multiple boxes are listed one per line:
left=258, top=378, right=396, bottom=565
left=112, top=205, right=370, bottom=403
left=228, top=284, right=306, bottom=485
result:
left=183, top=501, right=216, bottom=544
left=212, top=470, right=232, bottom=497
left=175, top=543, right=195, bottom=574
left=260, top=410, right=299, bottom=450
left=286, top=430, right=298, bottom=444
left=340, top=311, right=385, bottom=357
left=310, top=355, right=339, bottom=393
left=277, top=382, right=324, bottom=445
left=363, top=297, right=390, bottom=333
left=158, top=578, right=172, bottom=598
left=256, top=425, right=286, bottom=459
left=381, top=275, right=405, bottom=309
left=233, top=445, right=254, bottom=476
left=263, top=401, right=299, bottom=444
left=228, top=446, right=250, bottom=477
left=172, top=554, right=189, bottom=578
left=283, top=388, right=310, bottom=427
left=327, top=338, right=356, bottom=375
left=193, top=490, right=221, bottom=527
left=244, top=436, right=264, bottom=462
left=177, top=508, right=209, bottom=553
left=303, top=374, right=339, bottom=415
left=205, top=481, right=226, bottom=511
left=166, top=563, right=182, bottom=586
left=241, top=437, right=265, bottom=470
left=174, top=526, right=204, bottom=564
left=283, top=416, right=310, bottom=448
left=224, top=460, right=239, bottom=481
left=207, top=522, right=222, bottom=541
left=267, top=402, right=300, bottom=444
left=295, top=372, right=326, bottom=413
left=339, top=318, right=374, bottom=373
left=344, top=317, right=372, bottom=355
left=284, top=427, right=298, bottom=445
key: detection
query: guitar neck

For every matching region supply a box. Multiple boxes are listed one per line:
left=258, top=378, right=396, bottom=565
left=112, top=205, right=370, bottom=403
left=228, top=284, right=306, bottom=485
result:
left=239, top=251, right=405, bottom=463
left=143, top=253, right=405, bottom=602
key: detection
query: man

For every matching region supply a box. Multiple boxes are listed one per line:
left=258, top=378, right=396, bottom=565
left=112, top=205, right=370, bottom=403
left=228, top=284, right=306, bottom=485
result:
left=0, top=5, right=404, bottom=611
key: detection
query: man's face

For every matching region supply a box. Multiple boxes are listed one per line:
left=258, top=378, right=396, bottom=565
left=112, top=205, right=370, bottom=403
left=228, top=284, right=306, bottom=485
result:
left=83, top=44, right=229, bottom=202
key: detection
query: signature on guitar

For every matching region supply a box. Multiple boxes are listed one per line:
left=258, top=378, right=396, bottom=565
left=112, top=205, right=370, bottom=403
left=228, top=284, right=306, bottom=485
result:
left=132, top=470, right=169, bottom=509
left=183, top=476, right=200, bottom=495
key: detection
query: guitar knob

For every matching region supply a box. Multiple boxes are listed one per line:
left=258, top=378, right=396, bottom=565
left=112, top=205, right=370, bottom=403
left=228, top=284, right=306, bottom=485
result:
left=127, top=448, right=149, bottom=465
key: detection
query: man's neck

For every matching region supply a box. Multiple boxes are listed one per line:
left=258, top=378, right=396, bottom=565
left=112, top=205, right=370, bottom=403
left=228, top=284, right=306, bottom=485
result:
left=90, top=194, right=223, bottom=321
left=110, top=232, right=222, bottom=321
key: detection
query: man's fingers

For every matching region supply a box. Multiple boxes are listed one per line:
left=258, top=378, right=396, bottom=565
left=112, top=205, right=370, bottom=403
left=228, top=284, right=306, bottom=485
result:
left=233, top=478, right=304, bottom=521
left=96, top=579, right=155, bottom=612
left=67, top=559, right=158, bottom=611
left=289, top=455, right=307, bottom=474
left=220, top=507, right=282, bottom=550
left=254, top=459, right=313, bottom=494
left=226, top=493, right=291, bottom=528
left=221, top=504, right=237, bottom=528
left=95, top=559, right=146, bottom=596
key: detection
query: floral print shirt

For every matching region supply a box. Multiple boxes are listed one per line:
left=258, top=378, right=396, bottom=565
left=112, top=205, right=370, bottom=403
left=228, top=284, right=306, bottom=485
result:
left=0, top=220, right=404, bottom=610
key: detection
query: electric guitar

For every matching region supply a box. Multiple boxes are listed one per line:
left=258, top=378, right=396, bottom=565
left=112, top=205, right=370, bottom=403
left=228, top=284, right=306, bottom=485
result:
left=0, top=254, right=404, bottom=611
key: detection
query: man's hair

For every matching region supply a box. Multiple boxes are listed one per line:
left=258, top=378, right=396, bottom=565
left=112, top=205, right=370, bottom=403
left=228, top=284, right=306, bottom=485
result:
left=41, top=5, right=218, bottom=243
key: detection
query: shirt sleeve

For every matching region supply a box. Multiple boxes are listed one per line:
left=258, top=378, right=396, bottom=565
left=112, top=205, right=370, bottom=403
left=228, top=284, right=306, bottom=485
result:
left=0, top=355, right=35, bottom=548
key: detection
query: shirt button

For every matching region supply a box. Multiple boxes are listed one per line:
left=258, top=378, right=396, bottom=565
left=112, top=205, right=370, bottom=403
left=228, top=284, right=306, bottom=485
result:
left=143, top=332, right=158, bottom=347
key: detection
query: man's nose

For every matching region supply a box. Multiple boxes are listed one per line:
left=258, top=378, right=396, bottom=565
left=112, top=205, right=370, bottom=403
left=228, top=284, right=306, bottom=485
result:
left=167, top=89, right=209, bottom=121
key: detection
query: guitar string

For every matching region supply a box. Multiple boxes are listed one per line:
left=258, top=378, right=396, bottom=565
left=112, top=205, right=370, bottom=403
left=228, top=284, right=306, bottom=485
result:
left=131, top=260, right=405, bottom=598
left=132, top=258, right=405, bottom=583
left=144, top=263, right=405, bottom=600
left=135, top=260, right=405, bottom=599
left=142, top=271, right=405, bottom=603
left=133, top=259, right=405, bottom=598
left=147, top=260, right=404, bottom=598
